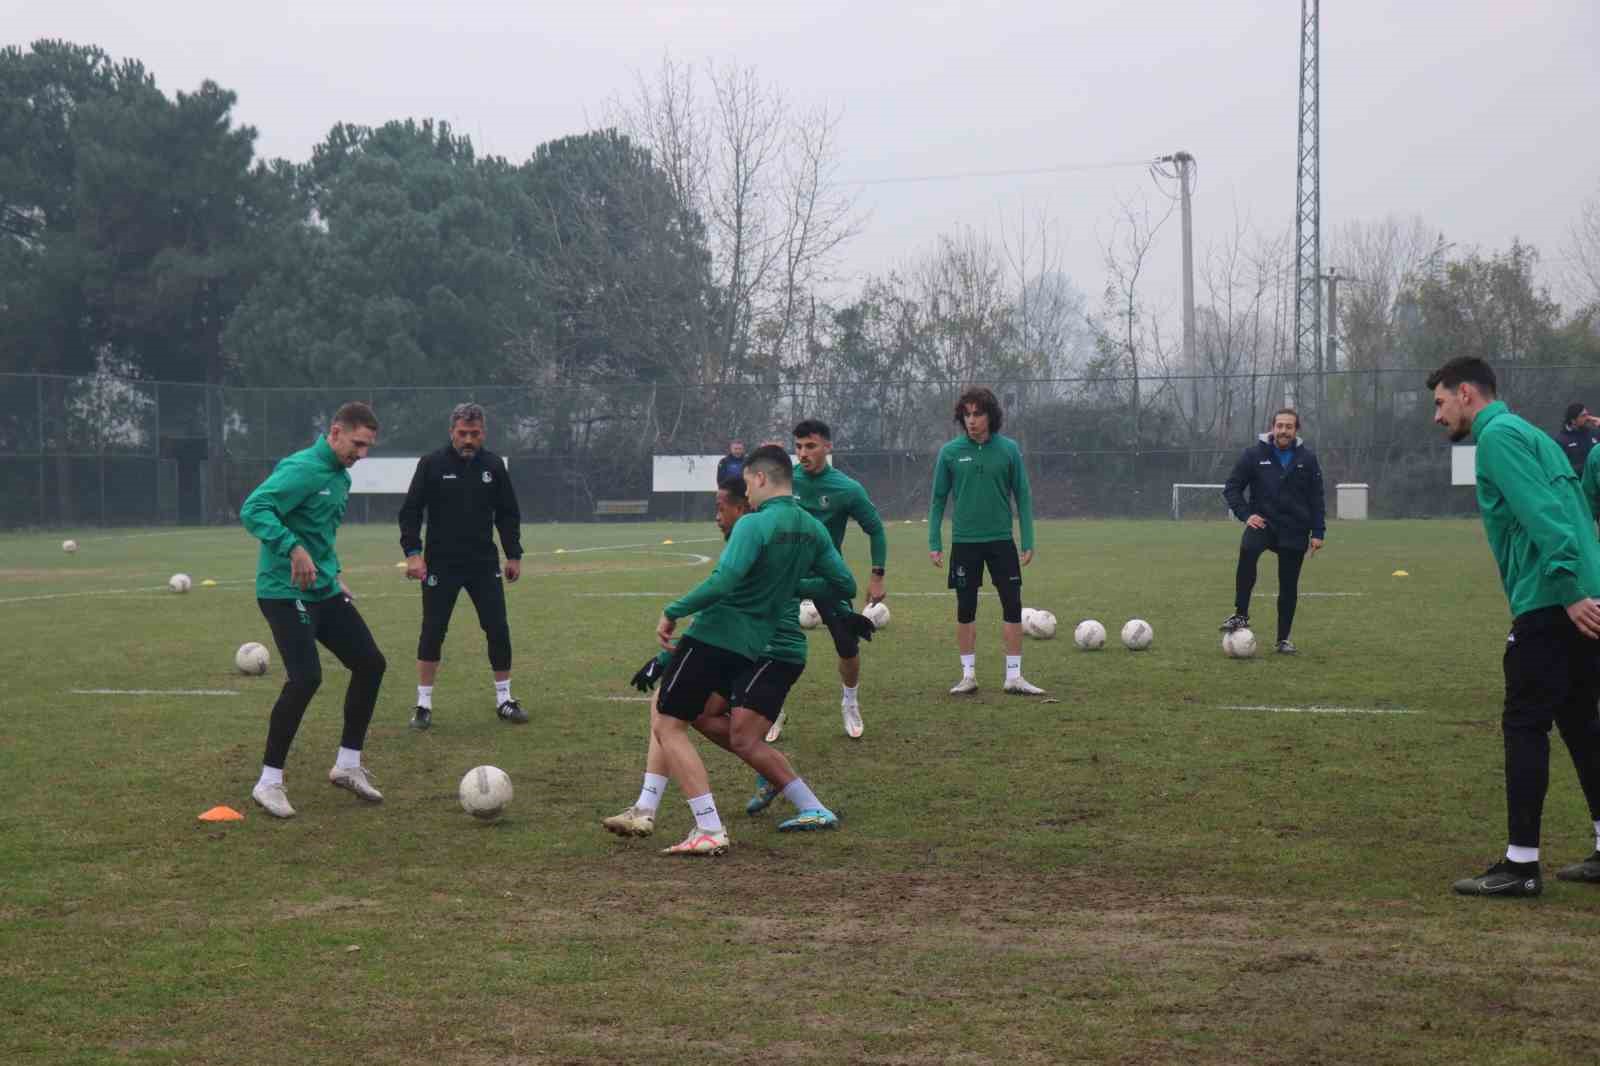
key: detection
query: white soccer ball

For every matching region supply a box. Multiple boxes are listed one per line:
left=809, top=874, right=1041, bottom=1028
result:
left=1222, top=628, right=1258, bottom=659
left=1073, top=619, right=1106, bottom=650
left=863, top=601, right=890, bottom=630
left=61, top=539, right=78, bottom=554
left=798, top=600, right=821, bottom=629
left=1021, top=607, right=1038, bottom=627
left=168, top=573, right=192, bottom=594
left=1024, top=609, right=1057, bottom=639
left=459, top=765, right=513, bottom=821
left=235, top=641, right=270, bottom=675
left=1121, top=618, right=1154, bottom=650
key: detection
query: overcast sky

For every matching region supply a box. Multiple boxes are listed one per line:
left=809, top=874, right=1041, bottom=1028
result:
left=10, top=0, right=1600, bottom=313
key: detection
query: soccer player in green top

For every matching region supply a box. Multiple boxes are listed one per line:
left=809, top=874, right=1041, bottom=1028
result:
left=928, top=385, right=1044, bottom=696
left=649, top=446, right=858, bottom=855
left=239, top=402, right=388, bottom=819
left=788, top=418, right=888, bottom=740
left=1429, top=357, right=1600, bottom=895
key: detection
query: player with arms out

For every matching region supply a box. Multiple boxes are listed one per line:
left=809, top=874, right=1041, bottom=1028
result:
left=928, top=386, right=1043, bottom=696
left=239, top=402, right=388, bottom=819
left=648, top=447, right=858, bottom=855
left=398, top=402, right=526, bottom=729
left=784, top=418, right=888, bottom=740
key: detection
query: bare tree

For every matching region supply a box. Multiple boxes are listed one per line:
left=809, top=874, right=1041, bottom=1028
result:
left=1093, top=190, right=1177, bottom=436
left=1326, top=215, right=1442, bottom=371
left=1564, top=184, right=1600, bottom=314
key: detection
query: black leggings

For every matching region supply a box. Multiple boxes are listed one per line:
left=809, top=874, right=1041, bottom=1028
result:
left=1234, top=526, right=1306, bottom=642
left=258, top=595, right=387, bottom=769
left=417, top=568, right=512, bottom=671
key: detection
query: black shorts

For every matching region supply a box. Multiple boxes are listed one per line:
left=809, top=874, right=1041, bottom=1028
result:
left=813, top=597, right=861, bottom=659
left=947, top=539, right=1022, bottom=592
left=729, top=657, right=806, bottom=722
left=656, top=635, right=752, bottom=721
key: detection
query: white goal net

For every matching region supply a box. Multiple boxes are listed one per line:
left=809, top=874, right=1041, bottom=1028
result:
left=1171, top=483, right=1229, bottom=521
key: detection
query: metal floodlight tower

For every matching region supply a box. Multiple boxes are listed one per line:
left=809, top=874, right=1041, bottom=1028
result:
left=1293, top=0, right=1322, bottom=411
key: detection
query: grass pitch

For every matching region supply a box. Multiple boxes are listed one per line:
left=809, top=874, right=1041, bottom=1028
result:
left=3, top=518, right=1599, bottom=1064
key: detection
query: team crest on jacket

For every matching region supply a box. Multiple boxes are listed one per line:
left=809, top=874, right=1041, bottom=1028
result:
left=818, top=494, right=830, bottom=508
left=482, top=470, right=492, bottom=484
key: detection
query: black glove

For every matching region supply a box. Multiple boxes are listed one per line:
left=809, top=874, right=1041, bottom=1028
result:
left=841, top=611, right=876, bottom=643
left=631, top=656, right=665, bottom=693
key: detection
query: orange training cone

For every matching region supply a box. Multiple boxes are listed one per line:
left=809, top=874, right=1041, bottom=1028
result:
left=198, top=805, right=244, bottom=822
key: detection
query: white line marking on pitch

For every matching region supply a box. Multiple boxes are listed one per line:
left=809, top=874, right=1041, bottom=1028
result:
left=1220, top=705, right=1416, bottom=715
left=586, top=695, right=652, bottom=702
left=70, top=688, right=240, bottom=696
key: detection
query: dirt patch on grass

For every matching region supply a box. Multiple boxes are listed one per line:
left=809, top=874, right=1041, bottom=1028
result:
left=271, top=894, right=386, bottom=920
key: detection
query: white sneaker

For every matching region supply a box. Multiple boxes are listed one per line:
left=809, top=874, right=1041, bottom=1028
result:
left=841, top=699, right=864, bottom=739
left=764, top=709, right=787, bottom=744
left=949, top=675, right=978, bottom=695
left=602, top=805, right=656, bottom=837
left=328, top=764, right=383, bottom=802
left=1003, top=676, right=1046, bottom=696
left=252, top=781, right=296, bottom=819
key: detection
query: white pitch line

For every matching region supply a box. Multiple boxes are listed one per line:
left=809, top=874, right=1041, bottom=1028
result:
left=70, top=688, right=240, bottom=696
left=586, top=695, right=652, bottom=702
left=1220, top=704, right=1416, bottom=715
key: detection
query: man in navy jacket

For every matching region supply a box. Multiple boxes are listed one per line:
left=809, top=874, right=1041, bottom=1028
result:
left=1220, top=408, right=1327, bottom=653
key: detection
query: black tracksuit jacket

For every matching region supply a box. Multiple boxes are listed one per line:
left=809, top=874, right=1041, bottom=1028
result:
left=398, top=445, right=522, bottom=572
left=1222, top=435, right=1327, bottom=551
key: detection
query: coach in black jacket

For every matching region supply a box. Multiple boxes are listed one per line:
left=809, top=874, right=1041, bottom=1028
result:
left=1219, top=408, right=1327, bottom=654
left=398, top=402, right=526, bottom=728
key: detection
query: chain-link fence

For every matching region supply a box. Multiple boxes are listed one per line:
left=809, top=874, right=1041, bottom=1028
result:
left=6, top=364, right=1600, bottom=528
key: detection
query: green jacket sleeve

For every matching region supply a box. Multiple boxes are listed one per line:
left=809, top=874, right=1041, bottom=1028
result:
left=807, top=536, right=858, bottom=603
left=240, top=458, right=317, bottom=559
left=1482, top=430, right=1586, bottom=606
left=849, top=486, right=889, bottom=567
left=1583, top=446, right=1600, bottom=524
left=1011, top=441, right=1035, bottom=552
left=664, top=518, right=761, bottom=620
left=928, top=449, right=951, bottom=552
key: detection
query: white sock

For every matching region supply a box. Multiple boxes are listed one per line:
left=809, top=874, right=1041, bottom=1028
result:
left=781, top=777, right=823, bottom=812
left=842, top=684, right=859, bottom=705
left=335, top=746, right=362, bottom=770
left=416, top=685, right=433, bottom=710
left=960, top=653, right=976, bottom=676
left=688, top=793, right=723, bottom=833
left=494, top=679, right=512, bottom=705
left=257, top=765, right=284, bottom=788
left=1505, top=845, right=1539, bottom=864
left=637, top=772, right=669, bottom=813
left=1005, top=655, right=1022, bottom=680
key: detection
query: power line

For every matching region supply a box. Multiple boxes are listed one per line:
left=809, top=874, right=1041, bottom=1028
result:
left=846, top=157, right=1154, bottom=187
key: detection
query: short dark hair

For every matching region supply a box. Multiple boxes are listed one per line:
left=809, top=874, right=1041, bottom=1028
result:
left=793, top=419, right=832, bottom=441
left=450, top=402, right=485, bottom=427
left=717, top=476, right=749, bottom=505
left=744, top=444, right=793, bottom=486
left=954, top=386, right=1003, bottom=434
left=1566, top=402, right=1587, bottom=425
left=332, top=401, right=379, bottom=432
left=1271, top=407, right=1300, bottom=429
left=1425, top=357, right=1497, bottom=395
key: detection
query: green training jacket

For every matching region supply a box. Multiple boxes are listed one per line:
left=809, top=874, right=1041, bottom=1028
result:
left=664, top=495, right=856, bottom=660
left=793, top=463, right=889, bottom=568
left=1581, top=443, right=1600, bottom=525
left=1473, top=401, right=1600, bottom=616
left=927, top=433, right=1034, bottom=552
left=240, top=437, right=350, bottom=601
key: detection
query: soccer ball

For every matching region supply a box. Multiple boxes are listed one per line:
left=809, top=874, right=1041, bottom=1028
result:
left=1024, top=609, right=1057, bottom=639
left=1020, top=607, right=1038, bottom=627
left=1222, top=628, right=1258, bottom=658
left=61, top=539, right=78, bottom=554
left=235, top=641, right=270, bottom=675
left=459, top=765, right=513, bottom=820
left=1073, top=619, right=1106, bottom=650
left=168, top=573, right=192, bottom=594
left=863, top=601, right=890, bottom=630
left=798, top=600, right=821, bottom=629
left=1121, top=619, right=1154, bottom=650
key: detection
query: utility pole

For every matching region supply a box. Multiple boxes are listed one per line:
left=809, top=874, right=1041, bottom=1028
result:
left=1293, top=0, right=1322, bottom=415
left=1157, top=151, right=1198, bottom=421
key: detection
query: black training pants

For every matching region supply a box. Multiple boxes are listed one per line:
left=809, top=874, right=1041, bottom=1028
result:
left=1501, top=606, right=1600, bottom=849
left=1234, top=526, right=1306, bottom=642
left=258, top=594, right=387, bottom=769
left=416, top=567, right=512, bottom=671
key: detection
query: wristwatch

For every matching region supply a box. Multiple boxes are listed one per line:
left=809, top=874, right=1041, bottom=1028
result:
left=871, top=567, right=886, bottom=576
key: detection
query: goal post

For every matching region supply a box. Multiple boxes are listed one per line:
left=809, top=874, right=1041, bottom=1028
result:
left=1171, top=483, right=1229, bottom=521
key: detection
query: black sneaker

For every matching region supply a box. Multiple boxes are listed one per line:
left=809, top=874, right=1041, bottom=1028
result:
left=1555, top=851, right=1600, bottom=883
left=1219, top=613, right=1249, bottom=633
left=1275, top=639, right=1298, bottom=654
left=409, top=706, right=432, bottom=730
left=1452, top=860, right=1542, bottom=897
left=497, top=698, right=528, bottom=724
